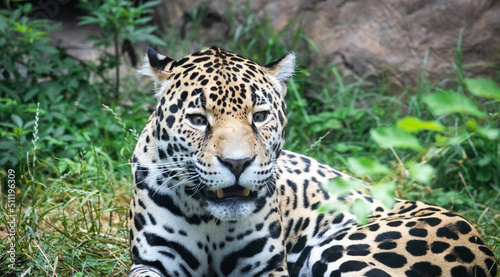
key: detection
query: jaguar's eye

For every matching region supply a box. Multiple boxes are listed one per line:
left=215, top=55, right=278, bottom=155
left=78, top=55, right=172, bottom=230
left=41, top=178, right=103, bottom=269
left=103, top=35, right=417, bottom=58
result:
left=187, top=114, right=208, bottom=126
left=253, top=111, right=269, bottom=123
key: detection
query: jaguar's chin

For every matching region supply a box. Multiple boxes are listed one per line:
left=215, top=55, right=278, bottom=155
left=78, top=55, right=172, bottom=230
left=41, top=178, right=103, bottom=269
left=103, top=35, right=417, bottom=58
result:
left=204, top=198, right=257, bottom=221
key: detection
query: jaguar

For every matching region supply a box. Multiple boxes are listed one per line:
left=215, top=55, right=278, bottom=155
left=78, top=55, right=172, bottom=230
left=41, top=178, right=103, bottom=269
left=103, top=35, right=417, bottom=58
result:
left=129, top=46, right=498, bottom=277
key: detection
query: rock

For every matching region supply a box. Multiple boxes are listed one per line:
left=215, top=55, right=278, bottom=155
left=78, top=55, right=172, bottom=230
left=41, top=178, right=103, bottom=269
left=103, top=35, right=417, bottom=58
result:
left=156, top=0, right=500, bottom=88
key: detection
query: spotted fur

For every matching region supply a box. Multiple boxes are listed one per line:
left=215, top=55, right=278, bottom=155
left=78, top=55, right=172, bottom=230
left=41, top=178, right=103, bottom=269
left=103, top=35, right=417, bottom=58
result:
left=129, top=47, right=498, bottom=277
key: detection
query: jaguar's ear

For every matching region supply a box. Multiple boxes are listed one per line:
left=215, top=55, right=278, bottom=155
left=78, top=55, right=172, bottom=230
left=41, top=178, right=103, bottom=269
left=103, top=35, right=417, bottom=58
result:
left=139, top=47, right=175, bottom=83
left=264, top=51, right=296, bottom=87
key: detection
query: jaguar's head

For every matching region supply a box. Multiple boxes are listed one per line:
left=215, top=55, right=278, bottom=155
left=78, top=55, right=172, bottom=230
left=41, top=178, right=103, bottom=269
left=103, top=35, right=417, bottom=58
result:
left=140, top=47, right=295, bottom=220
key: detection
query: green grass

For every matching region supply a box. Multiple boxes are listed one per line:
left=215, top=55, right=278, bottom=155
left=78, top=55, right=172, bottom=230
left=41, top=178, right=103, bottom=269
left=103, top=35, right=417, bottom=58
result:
left=0, top=1, right=499, bottom=276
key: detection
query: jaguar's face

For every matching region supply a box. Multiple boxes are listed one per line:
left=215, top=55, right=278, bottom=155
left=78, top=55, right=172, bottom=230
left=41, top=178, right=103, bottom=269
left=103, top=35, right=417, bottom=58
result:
left=141, top=47, right=295, bottom=220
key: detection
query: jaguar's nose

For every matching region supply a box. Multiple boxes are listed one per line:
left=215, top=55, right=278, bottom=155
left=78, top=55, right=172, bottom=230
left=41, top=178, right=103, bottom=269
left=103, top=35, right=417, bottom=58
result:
left=218, top=157, right=254, bottom=179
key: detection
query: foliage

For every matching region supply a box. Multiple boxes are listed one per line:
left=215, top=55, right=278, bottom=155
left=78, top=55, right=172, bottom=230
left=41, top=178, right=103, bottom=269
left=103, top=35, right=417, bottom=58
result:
left=304, top=34, right=500, bottom=256
left=0, top=1, right=153, bottom=275
left=78, top=0, right=164, bottom=48
left=78, top=0, right=165, bottom=94
left=364, top=77, right=500, bottom=210
left=0, top=3, right=91, bottom=168
left=0, top=2, right=147, bottom=177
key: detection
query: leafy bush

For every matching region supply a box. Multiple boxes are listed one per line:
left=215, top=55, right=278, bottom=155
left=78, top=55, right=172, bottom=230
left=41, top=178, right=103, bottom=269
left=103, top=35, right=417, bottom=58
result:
left=78, top=0, right=165, bottom=94
left=310, top=39, right=500, bottom=256
left=0, top=1, right=158, bottom=275
left=0, top=0, right=162, bottom=176
left=0, top=3, right=95, bottom=168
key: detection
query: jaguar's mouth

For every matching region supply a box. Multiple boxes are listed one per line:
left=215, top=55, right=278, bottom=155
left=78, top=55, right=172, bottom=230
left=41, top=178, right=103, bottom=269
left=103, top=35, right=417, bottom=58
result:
left=203, top=185, right=257, bottom=202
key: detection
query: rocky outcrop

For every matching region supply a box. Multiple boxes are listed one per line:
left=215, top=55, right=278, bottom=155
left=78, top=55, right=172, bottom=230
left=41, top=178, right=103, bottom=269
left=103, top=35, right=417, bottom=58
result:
left=157, top=0, right=500, bottom=88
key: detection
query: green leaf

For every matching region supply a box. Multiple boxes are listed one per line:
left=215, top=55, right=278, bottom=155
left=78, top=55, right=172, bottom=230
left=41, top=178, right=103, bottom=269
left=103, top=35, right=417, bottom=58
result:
left=53, top=126, right=65, bottom=137
left=77, top=16, right=102, bottom=26
left=134, top=17, right=153, bottom=25
left=408, top=162, right=435, bottom=184
left=11, top=114, right=23, bottom=128
left=465, top=78, right=500, bottom=100
left=104, top=123, right=122, bottom=132
left=435, top=132, right=467, bottom=146
left=317, top=200, right=349, bottom=214
left=477, top=156, right=492, bottom=167
left=466, top=118, right=500, bottom=140
left=309, top=112, right=343, bottom=132
left=476, top=127, right=500, bottom=140
left=0, top=122, right=16, bottom=130
left=13, top=127, right=30, bottom=136
left=397, top=117, right=445, bottom=132
left=347, top=157, right=389, bottom=177
left=423, top=90, right=485, bottom=118
left=24, top=87, right=40, bottom=102
left=350, top=198, right=373, bottom=225
left=370, top=126, right=422, bottom=150
left=371, top=182, right=396, bottom=209
left=310, top=119, right=342, bottom=133
left=140, top=0, right=162, bottom=9
left=321, top=178, right=364, bottom=197
left=59, top=135, right=75, bottom=141
left=334, top=143, right=363, bottom=153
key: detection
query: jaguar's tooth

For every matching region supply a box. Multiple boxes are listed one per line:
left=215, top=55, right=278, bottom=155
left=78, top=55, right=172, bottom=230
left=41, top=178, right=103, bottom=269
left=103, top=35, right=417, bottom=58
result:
left=217, top=189, right=225, bottom=198
left=241, top=188, right=250, bottom=197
